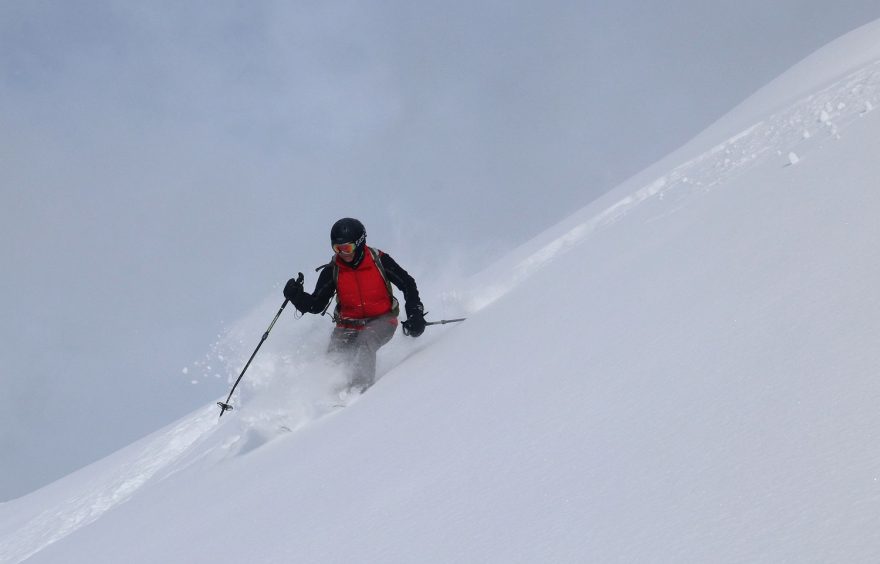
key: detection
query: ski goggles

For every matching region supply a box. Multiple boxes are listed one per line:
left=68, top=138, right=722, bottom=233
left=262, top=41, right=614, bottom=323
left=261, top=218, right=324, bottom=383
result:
left=332, top=242, right=357, bottom=254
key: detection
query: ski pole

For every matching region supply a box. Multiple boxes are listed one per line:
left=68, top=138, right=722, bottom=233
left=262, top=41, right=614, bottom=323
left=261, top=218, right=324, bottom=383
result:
left=425, top=318, right=467, bottom=327
left=217, top=297, right=290, bottom=418
left=403, top=317, right=466, bottom=336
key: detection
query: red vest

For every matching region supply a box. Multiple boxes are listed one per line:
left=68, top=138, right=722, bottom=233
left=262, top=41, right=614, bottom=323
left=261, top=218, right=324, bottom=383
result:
left=335, top=247, right=393, bottom=320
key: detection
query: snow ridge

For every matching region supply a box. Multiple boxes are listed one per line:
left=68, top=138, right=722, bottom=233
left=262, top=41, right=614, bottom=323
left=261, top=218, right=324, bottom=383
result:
left=469, top=57, right=880, bottom=312
left=0, top=407, right=217, bottom=564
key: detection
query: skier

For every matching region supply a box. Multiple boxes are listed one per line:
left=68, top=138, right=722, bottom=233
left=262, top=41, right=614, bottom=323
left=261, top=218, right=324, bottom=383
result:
left=283, top=218, right=426, bottom=393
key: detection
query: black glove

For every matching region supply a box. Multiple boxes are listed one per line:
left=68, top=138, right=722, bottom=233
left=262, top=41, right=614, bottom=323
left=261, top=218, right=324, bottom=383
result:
left=402, top=303, right=426, bottom=337
left=283, top=272, right=304, bottom=301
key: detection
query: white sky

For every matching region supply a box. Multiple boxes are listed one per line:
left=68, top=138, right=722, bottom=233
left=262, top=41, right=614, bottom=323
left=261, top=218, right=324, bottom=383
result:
left=2, top=0, right=880, bottom=500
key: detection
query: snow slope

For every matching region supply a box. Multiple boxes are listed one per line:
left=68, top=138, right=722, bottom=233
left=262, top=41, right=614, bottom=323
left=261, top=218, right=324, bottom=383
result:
left=4, top=19, right=880, bottom=564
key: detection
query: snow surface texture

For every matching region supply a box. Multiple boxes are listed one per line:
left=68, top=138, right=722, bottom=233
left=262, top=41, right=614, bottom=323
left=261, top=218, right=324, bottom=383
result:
left=4, top=20, right=880, bottom=564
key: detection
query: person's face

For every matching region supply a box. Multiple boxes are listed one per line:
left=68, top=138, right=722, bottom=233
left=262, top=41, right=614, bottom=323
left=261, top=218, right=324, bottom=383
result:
left=333, top=242, right=356, bottom=263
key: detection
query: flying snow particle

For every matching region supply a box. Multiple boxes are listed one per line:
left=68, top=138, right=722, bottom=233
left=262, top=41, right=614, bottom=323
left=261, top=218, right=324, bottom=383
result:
left=819, top=110, right=831, bottom=123
left=788, top=152, right=800, bottom=166
left=190, top=380, right=199, bottom=385
left=802, top=130, right=811, bottom=139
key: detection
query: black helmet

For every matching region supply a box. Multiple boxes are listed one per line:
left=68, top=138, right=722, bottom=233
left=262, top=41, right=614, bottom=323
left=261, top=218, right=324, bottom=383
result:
left=330, top=217, right=366, bottom=246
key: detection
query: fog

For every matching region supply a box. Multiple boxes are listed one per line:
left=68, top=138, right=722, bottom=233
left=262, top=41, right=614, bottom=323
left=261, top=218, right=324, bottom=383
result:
left=3, top=0, right=879, bottom=500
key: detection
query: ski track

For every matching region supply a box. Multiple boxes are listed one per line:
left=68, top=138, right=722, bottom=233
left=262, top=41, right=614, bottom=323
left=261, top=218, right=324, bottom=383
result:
left=468, top=59, right=880, bottom=312
left=3, top=58, right=880, bottom=564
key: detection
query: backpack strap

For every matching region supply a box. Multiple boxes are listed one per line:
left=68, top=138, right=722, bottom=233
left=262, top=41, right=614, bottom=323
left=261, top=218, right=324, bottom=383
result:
left=369, top=247, right=400, bottom=317
left=369, top=248, right=392, bottom=295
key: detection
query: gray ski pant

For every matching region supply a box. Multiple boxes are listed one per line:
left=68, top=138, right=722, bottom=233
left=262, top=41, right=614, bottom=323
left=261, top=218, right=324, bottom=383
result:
left=328, top=314, right=398, bottom=392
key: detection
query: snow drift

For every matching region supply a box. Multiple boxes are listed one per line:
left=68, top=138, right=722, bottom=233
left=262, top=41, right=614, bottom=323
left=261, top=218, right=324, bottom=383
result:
left=3, top=19, right=880, bottom=564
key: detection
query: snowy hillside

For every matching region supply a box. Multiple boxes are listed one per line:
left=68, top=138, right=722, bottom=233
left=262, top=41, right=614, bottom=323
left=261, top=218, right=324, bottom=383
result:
left=4, top=20, right=880, bottom=564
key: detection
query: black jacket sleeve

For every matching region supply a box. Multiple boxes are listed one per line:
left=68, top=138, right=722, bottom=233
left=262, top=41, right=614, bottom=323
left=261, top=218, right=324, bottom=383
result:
left=379, top=253, right=423, bottom=317
left=290, top=265, right=336, bottom=314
